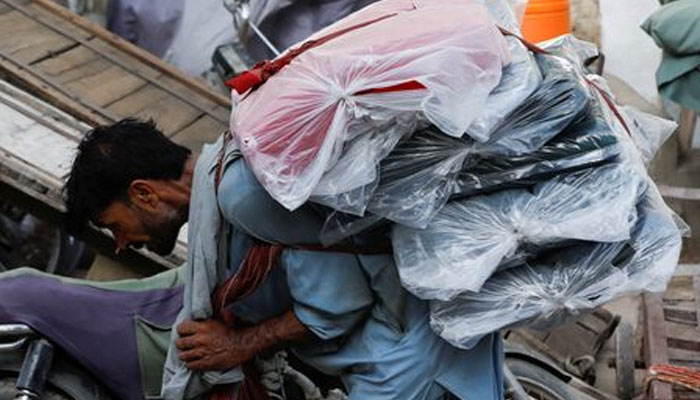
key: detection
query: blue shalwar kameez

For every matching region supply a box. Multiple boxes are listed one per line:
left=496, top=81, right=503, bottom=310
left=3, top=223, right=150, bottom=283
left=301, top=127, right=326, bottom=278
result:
left=216, top=159, right=504, bottom=400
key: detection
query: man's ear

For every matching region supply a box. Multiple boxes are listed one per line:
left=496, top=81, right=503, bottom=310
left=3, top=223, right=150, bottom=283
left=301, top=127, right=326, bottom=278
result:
left=127, top=180, right=159, bottom=211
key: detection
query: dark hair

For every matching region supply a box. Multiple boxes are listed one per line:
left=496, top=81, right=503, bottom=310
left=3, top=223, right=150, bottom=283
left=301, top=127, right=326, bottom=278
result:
left=63, top=118, right=191, bottom=234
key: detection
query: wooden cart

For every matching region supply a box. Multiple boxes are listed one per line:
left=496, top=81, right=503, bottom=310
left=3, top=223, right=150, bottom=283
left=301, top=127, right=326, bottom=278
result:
left=642, top=265, right=700, bottom=400
left=0, top=0, right=232, bottom=273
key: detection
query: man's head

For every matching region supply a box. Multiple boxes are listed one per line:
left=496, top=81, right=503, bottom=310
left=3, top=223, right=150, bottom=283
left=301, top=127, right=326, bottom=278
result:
left=64, top=118, right=193, bottom=255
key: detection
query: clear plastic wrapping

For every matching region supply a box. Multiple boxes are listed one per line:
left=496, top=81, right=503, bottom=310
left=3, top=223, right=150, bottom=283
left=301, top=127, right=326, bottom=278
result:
left=453, top=98, right=623, bottom=197
left=479, top=0, right=526, bottom=34
left=393, top=163, right=645, bottom=300
left=305, top=28, right=686, bottom=347
left=466, top=1, right=539, bottom=141
left=318, top=51, right=591, bottom=228
left=232, top=0, right=509, bottom=210
left=366, top=128, right=472, bottom=227
left=309, top=116, right=416, bottom=215
left=619, top=105, right=678, bottom=167
left=477, top=53, right=590, bottom=156
left=466, top=36, right=542, bottom=142
left=428, top=187, right=683, bottom=349
left=539, top=34, right=599, bottom=71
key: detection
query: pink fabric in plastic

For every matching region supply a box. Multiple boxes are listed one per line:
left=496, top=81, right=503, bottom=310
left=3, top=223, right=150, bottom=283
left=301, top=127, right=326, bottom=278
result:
left=231, top=0, right=510, bottom=210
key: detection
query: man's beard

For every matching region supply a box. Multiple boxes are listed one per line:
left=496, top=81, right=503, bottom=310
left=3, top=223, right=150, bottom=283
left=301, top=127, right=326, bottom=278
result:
left=142, top=205, right=188, bottom=256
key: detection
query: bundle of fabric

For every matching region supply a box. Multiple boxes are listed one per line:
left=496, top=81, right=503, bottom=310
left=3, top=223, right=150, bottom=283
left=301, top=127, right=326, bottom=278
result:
left=428, top=187, right=682, bottom=349
left=453, top=104, right=624, bottom=197
left=231, top=0, right=510, bottom=210
left=228, top=0, right=684, bottom=351
left=393, top=163, right=645, bottom=300
left=359, top=52, right=591, bottom=227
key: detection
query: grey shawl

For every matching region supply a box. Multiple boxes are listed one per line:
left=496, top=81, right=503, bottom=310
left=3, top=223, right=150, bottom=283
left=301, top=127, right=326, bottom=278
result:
left=161, top=135, right=245, bottom=399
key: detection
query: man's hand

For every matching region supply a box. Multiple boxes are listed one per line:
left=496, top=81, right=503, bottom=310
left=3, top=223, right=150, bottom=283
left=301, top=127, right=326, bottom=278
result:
left=175, top=310, right=312, bottom=371
left=175, top=319, right=255, bottom=371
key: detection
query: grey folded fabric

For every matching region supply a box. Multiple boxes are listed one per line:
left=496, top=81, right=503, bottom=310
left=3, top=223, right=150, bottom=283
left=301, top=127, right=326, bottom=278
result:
left=393, top=163, right=644, bottom=300
left=428, top=187, right=682, bottom=350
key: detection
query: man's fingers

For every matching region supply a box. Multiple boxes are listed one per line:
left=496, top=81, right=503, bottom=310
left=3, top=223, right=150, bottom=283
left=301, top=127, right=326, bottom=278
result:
left=186, top=359, right=206, bottom=371
left=179, top=349, right=203, bottom=362
left=175, top=336, right=197, bottom=350
left=177, top=320, right=199, bottom=336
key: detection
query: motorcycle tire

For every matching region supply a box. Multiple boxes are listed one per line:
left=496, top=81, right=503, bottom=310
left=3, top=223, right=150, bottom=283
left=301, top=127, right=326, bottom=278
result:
left=0, top=377, right=73, bottom=400
left=506, top=358, right=580, bottom=400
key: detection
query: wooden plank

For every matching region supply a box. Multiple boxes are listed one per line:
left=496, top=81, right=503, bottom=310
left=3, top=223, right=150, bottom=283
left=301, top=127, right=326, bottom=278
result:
left=86, top=39, right=198, bottom=99
left=677, top=107, right=698, bottom=162
left=0, top=80, right=86, bottom=142
left=664, top=276, right=696, bottom=301
left=62, top=36, right=228, bottom=125
left=63, top=60, right=146, bottom=107
left=169, top=115, right=227, bottom=151
left=2, top=0, right=225, bottom=124
left=0, top=50, right=114, bottom=125
left=0, top=98, right=83, bottom=202
left=106, top=85, right=203, bottom=136
left=659, top=184, right=700, bottom=202
left=210, top=104, right=231, bottom=123
left=668, top=346, right=700, bottom=367
left=5, top=0, right=93, bottom=40
left=0, top=2, right=15, bottom=14
left=33, top=44, right=100, bottom=79
left=664, top=307, right=698, bottom=325
left=0, top=10, right=77, bottom=64
left=30, top=0, right=231, bottom=108
left=695, top=275, right=700, bottom=330
left=3, top=0, right=229, bottom=124
left=643, top=293, right=674, bottom=400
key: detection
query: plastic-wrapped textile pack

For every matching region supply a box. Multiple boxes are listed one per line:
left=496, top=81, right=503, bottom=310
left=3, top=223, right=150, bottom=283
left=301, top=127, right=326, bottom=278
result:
left=308, top=0, right=542, bottom=213
left=364, top=129, right=472, bottom=227
left=409, top=35, right=685, bottom=348
left=392, top=163, right=645, bottom=300
left=428, top=187, right=683, bottom=349
left=539, top=34, right=599, bottom=73
left=476, top=53, right=590, bottom=156
left=323, top=50, right=591, bottom=228
left=452, top=98, right=624, bottom=198
left=231, top=0, right=510, bottom=211
left=465, top=36, right=541, bottom=142
left=309, top=115, right=418, bottom=215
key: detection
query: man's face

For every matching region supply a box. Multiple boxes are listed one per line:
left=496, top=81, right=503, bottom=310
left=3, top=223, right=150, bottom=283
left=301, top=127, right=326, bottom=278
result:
left=97, top=199, right=186, bottom=256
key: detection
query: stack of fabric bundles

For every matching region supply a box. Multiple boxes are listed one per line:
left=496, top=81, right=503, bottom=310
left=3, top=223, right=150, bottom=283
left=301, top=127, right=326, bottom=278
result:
left=228, top=0, right=684, bottom=349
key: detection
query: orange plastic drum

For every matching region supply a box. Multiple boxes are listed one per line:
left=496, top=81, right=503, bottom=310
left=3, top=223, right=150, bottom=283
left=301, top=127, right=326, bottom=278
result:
left=521, top=0, right=571, bottom=43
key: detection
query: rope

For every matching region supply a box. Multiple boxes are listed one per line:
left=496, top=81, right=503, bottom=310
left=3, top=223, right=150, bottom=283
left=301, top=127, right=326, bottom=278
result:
left=645, top=364, right=700, bottom=394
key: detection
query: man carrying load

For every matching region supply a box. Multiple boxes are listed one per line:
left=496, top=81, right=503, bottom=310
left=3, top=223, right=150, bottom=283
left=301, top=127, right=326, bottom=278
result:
left=64, top=119, right=505, bottom=399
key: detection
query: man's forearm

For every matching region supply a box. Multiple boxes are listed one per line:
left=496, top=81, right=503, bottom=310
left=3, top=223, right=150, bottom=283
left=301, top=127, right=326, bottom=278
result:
left=236, top=309, right=313, bottom=357
left=176, top=309, right=313, bottom=370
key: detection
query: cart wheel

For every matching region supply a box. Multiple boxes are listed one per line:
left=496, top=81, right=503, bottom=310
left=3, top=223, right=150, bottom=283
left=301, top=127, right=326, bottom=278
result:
left=615, top=322, right=635, bottom=400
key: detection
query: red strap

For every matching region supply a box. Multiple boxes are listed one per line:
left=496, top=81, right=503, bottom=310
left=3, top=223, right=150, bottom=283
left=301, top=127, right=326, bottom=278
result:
left=355, top=80, right=425, bottom=95
left=498, top=27, right=550, bottom=55
left=225, top=12, right=427, bottom=96
left=498, top=27, right=631, bottom=136
left=586, top=79, right=632, bottom=135
left=212, top=243, right=285, bottom=319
